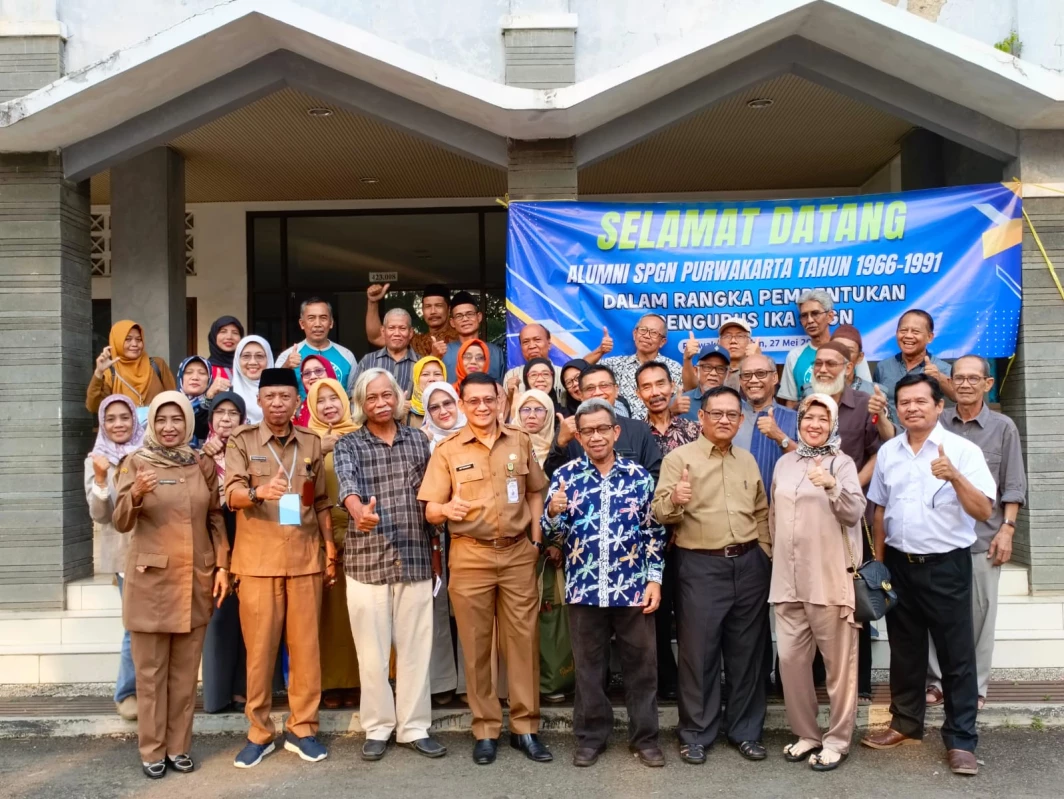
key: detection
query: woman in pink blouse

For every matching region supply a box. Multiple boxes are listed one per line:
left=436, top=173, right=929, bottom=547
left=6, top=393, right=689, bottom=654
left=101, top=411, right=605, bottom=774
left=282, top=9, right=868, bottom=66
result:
left=769, top=393, right=866, bottom=771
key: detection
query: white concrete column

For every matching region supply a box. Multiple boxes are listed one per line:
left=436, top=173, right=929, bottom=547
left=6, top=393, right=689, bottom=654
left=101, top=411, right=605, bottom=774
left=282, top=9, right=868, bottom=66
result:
left=110, top=147, right=187, bottom=370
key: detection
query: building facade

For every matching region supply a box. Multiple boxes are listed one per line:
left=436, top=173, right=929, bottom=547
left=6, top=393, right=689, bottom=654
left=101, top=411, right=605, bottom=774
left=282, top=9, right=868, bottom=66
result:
left=1, top=0, right=1063, bottom=620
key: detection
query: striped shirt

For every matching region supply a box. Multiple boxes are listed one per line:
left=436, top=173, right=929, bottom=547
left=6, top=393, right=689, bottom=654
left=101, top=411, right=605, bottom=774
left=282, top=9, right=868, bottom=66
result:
left=733, top=400, right=798, bottom=505
left=352, top=347, right=418, bottom=395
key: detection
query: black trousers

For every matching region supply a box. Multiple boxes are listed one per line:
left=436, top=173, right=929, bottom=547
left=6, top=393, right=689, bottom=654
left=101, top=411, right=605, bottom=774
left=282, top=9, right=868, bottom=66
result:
left=569, top=604, right=659, bottom=752
left=885, top=546, right=979, bottom=752
left=654, top=547, right=679, bottom=694
left=675, top=545, right=771, bottom=747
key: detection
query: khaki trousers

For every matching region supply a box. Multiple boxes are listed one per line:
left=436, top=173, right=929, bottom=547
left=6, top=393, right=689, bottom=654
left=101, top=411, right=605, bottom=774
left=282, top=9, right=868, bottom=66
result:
left=130, top=625, right=207, bottom=763
left=448, top=536, right=540, bottom=739
left=775, top=602, right=858, bottom=754
left=238, top=574, right=323, bottom=744
left=347, top=576, right=434, bottom=742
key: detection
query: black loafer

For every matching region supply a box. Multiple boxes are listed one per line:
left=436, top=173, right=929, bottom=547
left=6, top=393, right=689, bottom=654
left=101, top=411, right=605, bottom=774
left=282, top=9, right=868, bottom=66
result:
left=473, top=738, right=498, bottom=765
left=142, top=759, right=166, bottom=779
left=679, top=743, right=706, bottom=765
left=573, top=746, right=603, bottom=767
left=510, top=732, right=552, bottom=762
left=361, top=739, right=389, bottom=761
left=734, top=740, right=768, bottom=761
left=166, top=753, right=194, bottom=773
left=398, top=737, right=447, bottom=758
left=633, top=746, right=665, bottom=768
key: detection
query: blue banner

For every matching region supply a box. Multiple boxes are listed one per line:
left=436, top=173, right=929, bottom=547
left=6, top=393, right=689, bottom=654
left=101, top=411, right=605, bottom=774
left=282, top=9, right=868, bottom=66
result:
left=505, top=184, right=1023, bottom=368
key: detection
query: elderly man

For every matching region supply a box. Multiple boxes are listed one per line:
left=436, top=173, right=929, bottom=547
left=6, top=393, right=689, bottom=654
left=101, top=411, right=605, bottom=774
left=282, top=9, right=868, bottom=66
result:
left=681, top=317, right=755, bottom=394
left=545, top=365, right=662, bottom=482
left=778, top=290, right=873, bottom=407
left=277, top=298, right=358, bottom=394
left=601, top=313, right=682, bottom=419
left=225, top=368, right=338, bottom=768
left=543, top=398, right=668, bottom=768
left=502, top=323, right=610, bottom=402
left=679, top=344, right=730, bottom=423
left=364, top=283, right=458, bottom=358
left=334, top=369, right=446, bottom=762
left=925, top=356, right=1027, bottom=711
left=437, top=291, right=506, bottom=384
left=352, top=308, right=418, bottom=395
left=653, top=387, right=772, bottom=766
left=734, top=353, right=798, bottom=495
left=831, top=325, right=899, bottom=429
left=861, top=374, right=996, bottom=777
left=418, top=371, right=550, bottom=765
left=873, top=309, right=955, bottom=403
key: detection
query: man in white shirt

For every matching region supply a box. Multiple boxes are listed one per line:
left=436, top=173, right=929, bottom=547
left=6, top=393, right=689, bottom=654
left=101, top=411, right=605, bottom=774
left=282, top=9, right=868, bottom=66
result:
left=860, top=373, right=996, bottom=777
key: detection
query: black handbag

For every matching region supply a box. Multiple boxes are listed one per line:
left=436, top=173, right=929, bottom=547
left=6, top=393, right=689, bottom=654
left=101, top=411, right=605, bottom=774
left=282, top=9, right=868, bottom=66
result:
left=843, top=518, right=897, bottom=623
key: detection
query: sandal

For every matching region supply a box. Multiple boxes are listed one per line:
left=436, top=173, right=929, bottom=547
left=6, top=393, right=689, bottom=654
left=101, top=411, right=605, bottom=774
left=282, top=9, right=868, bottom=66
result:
left=734, top=740, right=767, bottom=761
left=783, top=740, right=822, bottom=763
left=809, top=749, right=847, bottom=772
left=925, top=685, right=944, bottom=706
left=321, top=693, right=343, bottom=710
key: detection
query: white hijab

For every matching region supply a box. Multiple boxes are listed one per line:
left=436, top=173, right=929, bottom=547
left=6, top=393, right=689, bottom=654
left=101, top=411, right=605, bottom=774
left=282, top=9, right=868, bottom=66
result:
left=420, top=382, right=467, bottom=452
left=232, top=335, right=275, bottom=425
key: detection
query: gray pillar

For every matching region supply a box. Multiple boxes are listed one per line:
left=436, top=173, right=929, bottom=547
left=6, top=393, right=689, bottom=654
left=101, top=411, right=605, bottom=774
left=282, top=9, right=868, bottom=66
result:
left=900, top=128, right=1006, bottom=190
left=0, top=152, right=93, bottom=609
left=110, top=147, right=187, bottom=369
left=507, top=138, right=578, bottom=202
left=1000, top=131, right=1064, bottom=592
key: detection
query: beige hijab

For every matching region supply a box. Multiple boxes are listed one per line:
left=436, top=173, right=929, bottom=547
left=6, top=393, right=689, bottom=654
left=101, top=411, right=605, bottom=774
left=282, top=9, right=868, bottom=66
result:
left=515, top=389, right=556, bottom=467
left=136, top=391, right=198, bottom=469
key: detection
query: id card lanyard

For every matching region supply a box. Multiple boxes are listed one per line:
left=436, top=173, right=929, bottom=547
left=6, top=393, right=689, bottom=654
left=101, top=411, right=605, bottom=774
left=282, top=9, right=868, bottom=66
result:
left=267, top=442, right=301, bottom=525
left=266, top=443, right=299, bottom=491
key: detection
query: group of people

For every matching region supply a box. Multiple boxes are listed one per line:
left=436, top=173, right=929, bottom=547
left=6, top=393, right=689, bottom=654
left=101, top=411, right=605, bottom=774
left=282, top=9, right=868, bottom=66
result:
left=84, top=283, right=1025, bottom=779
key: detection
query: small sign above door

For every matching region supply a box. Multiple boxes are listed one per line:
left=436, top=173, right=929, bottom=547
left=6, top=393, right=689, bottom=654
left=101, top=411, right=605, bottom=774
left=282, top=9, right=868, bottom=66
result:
left=368, top=271, right=399, bottom=283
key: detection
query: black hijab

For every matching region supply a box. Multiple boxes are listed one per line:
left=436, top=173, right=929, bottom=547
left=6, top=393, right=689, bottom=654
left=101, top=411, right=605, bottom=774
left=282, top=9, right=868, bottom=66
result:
left=208, top=316, right=245, bottom=370
left=560, top=357, right=589, bottom=416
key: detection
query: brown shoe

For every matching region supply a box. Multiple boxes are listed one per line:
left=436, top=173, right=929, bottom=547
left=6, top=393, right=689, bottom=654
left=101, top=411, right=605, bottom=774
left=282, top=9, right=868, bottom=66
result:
left=948, top=748, right=978, bottom=776
left=861, top=729, right=921, bottom=750
left=572, top=747, right=602, bottom=767
left=633, top=746, right=665, bottom=768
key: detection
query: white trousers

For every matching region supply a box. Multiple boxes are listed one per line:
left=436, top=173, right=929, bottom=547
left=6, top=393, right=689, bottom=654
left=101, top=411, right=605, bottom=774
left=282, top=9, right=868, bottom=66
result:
left=346, top=576, right=433, bottom=742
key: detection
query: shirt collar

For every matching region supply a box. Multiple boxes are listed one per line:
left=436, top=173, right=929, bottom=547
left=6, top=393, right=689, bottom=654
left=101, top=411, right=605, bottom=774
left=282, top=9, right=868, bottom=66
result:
left=695, top=434, right=735, bottom=458
left=375, top=346, right=415, bottom=363
left=457, top=422, right=516, bottom=446
left=257, top=421, right=294, bottom=446
left=944, top=401, right=989, bottom=428
left=839, top=386, right=857, bottom=409
left=358, top=423, right=411, bottom=444
left=905, top=422, right=945, bottom=456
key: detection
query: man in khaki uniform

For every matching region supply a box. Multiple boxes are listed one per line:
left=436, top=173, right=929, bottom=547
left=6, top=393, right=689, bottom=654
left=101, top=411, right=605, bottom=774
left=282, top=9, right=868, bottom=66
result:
left=224, top=368, right=338, bottom=768
left=653, top=385, right=771, bottom=766
left=418, top=371, right=551, bottom=766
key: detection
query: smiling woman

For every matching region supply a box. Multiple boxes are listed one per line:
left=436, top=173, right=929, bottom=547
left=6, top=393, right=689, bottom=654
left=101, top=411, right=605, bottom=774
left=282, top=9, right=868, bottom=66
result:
left=87, top=320, right=177, bottom=414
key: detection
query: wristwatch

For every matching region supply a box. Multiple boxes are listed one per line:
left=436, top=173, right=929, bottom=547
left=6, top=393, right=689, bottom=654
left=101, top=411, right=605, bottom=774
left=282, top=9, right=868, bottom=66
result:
left=532, top=540, right=545, bottom=552
left=248, top=486, right=263, bottom=504
left=1002, top=519, right=1016, bottom=528
left=778, top=436, right=791, bottom=450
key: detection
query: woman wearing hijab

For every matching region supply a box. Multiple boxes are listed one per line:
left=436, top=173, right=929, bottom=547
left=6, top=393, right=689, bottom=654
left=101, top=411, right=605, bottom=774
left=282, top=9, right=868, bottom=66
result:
left=231, top=335, right=274, bottom=425
left=85, top=395, right=146, bottom=721
left=293, top=354, right=337, bottom=428
left=177, top=356, right=212, bottom=445
left=87, top=320, right=176, bottom=414
left=452, top=338, right=493, bottom=393
left=407, top=356, right=446, bottom=429
left=113, top=392, right=229, bottom=779
left=200, top=391, right=250, bottom=714
left=559, top=358, right=589, bottom=418
left=769, top=393, right=866, bottom=772
left=513, top=388, right=556, bottom=468
left=507, top=358, right=558, bottom=421
left=420, top=382, right=466, bottom=452
left=306, top=378, right=361, bottom=707
left=205, top=316, right=245, bottom=399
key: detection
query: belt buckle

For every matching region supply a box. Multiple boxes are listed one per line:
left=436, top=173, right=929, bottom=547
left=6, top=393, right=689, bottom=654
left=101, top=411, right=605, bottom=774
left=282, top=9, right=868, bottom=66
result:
left=724, top=544, right=742, bottom=558
left=493, top=537, right=509, bottom=549
left=906, top=552, right=924, bottom=564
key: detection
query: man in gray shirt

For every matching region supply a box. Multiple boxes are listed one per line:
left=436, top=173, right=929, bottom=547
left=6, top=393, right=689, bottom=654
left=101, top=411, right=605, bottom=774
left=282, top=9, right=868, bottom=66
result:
left=926, top=355, right=1027, bottom=710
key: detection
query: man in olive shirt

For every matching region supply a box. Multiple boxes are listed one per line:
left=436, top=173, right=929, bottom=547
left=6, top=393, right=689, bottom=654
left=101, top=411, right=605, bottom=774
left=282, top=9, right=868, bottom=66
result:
left=225, top=369, right=338, bottom=769
left=652, top=386, right=771, bottom=766
left=418, top=371, right=551, bottom=766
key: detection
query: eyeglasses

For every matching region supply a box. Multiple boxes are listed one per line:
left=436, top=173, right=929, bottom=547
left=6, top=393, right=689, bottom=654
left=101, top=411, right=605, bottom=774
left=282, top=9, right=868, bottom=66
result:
left=800, top=310, right=826, bottom=321
left=240, top=352, right=267, bottom=362
left=462, top=353, right=487, bottom=364
left=582, top=382, right=616, bottom=393
left=634, top=326, right=665, bottom=339
left=213, top=409, right=242, bottom=419
left=812, top=359, right=846, bottom=370
left=698, top=364, right=729, bottom=375
left=578, top=424, right=615, bottom=437
left=452, top=310, right=478, bottom=322
left=719, top=331, right=749, bottom=342
left=563, top=376, right=581, bottom=389
left=463, top=396, right=497, bottom=408
left=739, top=369, right=773, bottom=381
left=952, top=375, right=986, bottom=385
left=519, top=406, right=548, bottom=418
left=302, top=368, right=327, bottom=379
left=705, top=410, right=741, bottom=422
left=427, top=399, right=456, bottom=414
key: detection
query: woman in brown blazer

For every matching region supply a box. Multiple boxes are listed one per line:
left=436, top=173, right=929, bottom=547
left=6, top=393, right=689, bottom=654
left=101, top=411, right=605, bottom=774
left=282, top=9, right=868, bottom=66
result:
left=113, top=391, right=229, bottom=779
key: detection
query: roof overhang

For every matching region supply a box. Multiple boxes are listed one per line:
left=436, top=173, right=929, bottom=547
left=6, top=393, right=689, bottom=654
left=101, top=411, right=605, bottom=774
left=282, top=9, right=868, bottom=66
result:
left=0, top=0, right=1060, bottom=178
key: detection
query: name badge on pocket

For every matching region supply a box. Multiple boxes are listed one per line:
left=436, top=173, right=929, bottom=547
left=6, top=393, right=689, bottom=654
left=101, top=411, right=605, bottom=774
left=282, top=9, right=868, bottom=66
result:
left=279, top=493, right=301, bottom=525
left=506, top=477, right=519, bottom=504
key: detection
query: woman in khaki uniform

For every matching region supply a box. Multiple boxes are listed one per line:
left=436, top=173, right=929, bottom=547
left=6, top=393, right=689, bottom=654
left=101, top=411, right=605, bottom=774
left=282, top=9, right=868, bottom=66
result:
left=113, top=391, right=230, bottom=779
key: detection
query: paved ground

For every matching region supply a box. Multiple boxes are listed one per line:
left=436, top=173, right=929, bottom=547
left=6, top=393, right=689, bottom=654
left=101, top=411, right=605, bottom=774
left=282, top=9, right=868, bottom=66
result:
left=1, top=729, right=1061, bottom=799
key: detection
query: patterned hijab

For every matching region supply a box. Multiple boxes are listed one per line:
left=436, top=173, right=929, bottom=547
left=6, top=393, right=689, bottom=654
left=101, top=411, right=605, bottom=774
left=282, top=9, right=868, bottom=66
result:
left=108, top=320, right=154, bottom=404
left=177, top=355, right=212, bottom=414
left=515, top=389, right=556, bottom=467
left=294, top=354, right=337, bottom=427
left=421, top=382, right=466, bottom=451
left=307, top=378, right=360, bottom=438
left=137, top=391, right=198, bottom=468
left=231, top=335, right=275, bottom=425
left=91, top=394, right=145, bottom=465
left=411, top=355, right=447, bottom=417
left=796, top=393, right=842, bottom=458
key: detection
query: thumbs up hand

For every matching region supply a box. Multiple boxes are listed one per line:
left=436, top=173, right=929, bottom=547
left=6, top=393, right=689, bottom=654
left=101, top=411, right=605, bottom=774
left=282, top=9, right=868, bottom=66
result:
left=356, top=495, right=381, bottom=532
left=807, top=455, right=836, bottom=490
left=446, top=481, right=473, bottom=522
left=671, top=466, right=693, bottom=507
left=431, top=336, right=447, bottom=358
left=756, top=405, right=784, bottom=443
left=557, top=412, right=577, bottom=447
left=867, top=383, right=889, bottom=417
left=258, top=465, right=290, bottom=501
left=923, top=355, right=942, bottom=382
left=548, top=478, right=569, bottom=518
left=131, top=460, right=159, bottom=501
left=683, top=331, right=699, bottom=359
left=598, top=326, right=614, bottom=355
left=670, top=385, right=691, bottom=415
left=399, top=390, right=412, bottom=420
left=930, top=442, right=957, bottom=482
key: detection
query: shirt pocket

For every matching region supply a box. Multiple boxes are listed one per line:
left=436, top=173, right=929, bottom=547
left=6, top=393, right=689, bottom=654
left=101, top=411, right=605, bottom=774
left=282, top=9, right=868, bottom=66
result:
left=455, top=464, right=488, bottom=501
left=249, top=463, right=273, bottom=488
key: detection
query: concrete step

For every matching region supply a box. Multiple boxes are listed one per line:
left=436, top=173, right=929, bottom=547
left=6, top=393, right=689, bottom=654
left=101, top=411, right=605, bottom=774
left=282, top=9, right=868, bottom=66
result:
left=999, top=562, right=1030, bottom=597
left=65, top=574, right=122, bottom=611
